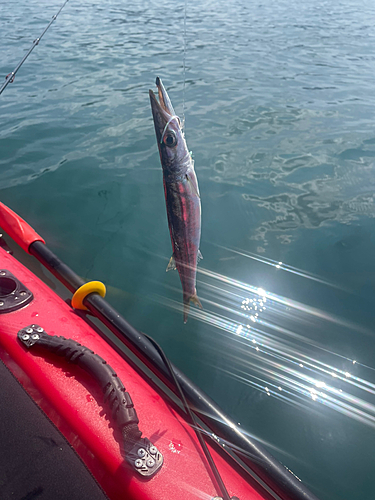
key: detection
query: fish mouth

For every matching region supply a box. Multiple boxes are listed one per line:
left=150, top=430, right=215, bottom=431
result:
left=149, top=77, right=180, bottom=143
left=149, top=77, right=176, bottom=116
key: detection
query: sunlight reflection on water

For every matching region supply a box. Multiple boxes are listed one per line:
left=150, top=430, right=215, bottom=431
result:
left=154, top=248, right=375, bottom=431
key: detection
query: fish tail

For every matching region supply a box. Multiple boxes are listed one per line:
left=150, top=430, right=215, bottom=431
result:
left=183, top=290, right=203, bottom=324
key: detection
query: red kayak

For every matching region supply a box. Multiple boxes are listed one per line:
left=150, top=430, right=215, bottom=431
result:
left=0, top=202, right=319, bottom=500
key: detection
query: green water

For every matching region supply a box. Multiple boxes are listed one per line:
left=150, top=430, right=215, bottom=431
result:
left=2, top=0, right=375, bottom=498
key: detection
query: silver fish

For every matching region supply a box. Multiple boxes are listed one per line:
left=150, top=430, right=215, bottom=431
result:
left=149, top=77, right=202, bottom=323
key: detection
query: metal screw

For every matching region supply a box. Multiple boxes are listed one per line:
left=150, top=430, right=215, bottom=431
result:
left=137, top=448, right=146, bottom=458
left=146, top=458, right=155, bottom=468
left=149, top=446, right=157, bottom=455
left=31, top=334, right=40, bottom=340
left=134, top=459, right=143, bottom=468
left=22, top=334, right=30, bottom=341
left=26, top=328, right=33, bottom=334
left=36, top=327, right=44, bottom=333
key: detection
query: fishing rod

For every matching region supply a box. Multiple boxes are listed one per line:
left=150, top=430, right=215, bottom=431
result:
left=0, top=0, right=69, bottom=96
left=0, top=201, right=321, bottom=500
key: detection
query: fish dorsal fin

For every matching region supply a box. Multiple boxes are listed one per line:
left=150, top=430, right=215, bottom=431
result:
left=185, top=173, right=200, bottom=199
left=166, top=254, right=177, bottom=272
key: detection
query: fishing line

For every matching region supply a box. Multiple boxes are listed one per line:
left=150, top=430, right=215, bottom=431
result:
left=0, top=0, right=69, bottom=96
left=182, top=0, right=187, bottom=131
left=160, top=115, right=181, bottom=144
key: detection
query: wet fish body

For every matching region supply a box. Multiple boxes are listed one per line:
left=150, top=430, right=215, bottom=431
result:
left=149, top=77, right=202, bottom=322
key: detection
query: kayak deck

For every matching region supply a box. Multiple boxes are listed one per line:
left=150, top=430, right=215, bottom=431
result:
left=0, top=246, right=271, bottom=500
left=0, top=356, right=109, bottom=500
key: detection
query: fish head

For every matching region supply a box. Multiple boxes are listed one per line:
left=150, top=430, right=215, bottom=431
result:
left=149, top=77, right=189, bottom=173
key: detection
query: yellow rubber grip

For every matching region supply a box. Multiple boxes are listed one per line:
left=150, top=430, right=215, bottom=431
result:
left=71, top=281, right=106, bottom=311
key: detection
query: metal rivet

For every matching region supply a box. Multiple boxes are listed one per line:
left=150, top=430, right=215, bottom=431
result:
left=20, top=291, right=26, bottom=296
left=26, top=328, right=33, bottom=334
left=137, top=448, right=146, bottom=458
left=37, top=327, right=44, bottom=333
left=149, top=446, right=157, bottom=455
left=31, top=334, right=39, bottom=340
left=0, top=272, right=5, bottom=276
left=134, top=459, right=143, bottom=468
left=146, top=458, right=155, bottom=467
left=0, top=301, right=3, bottom=306
left=22, top=334, right=30, bottom=341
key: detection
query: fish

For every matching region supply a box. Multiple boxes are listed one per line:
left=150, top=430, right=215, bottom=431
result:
left=149, top=77, right=202, bottom=323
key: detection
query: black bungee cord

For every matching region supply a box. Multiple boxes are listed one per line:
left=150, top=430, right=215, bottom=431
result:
left=144, top=333, right=233, bottom=500
left=0, top=0, right=69, bottom=96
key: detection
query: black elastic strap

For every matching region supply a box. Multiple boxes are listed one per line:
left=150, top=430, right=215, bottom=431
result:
left=144, top=333, right=232, bottom=500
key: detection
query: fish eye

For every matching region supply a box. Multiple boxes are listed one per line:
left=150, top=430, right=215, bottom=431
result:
left=163, top=130, right=177, bottom=147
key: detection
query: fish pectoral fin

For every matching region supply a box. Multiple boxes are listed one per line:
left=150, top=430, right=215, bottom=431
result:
left=185, top=173, right=200, bottom=199
left=166, top=255, right=177, bottom=272
left=198, top=249, right=203, bottom=262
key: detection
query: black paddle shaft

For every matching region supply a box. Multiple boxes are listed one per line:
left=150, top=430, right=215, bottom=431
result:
left=29, top=240, right=320, bottom=500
